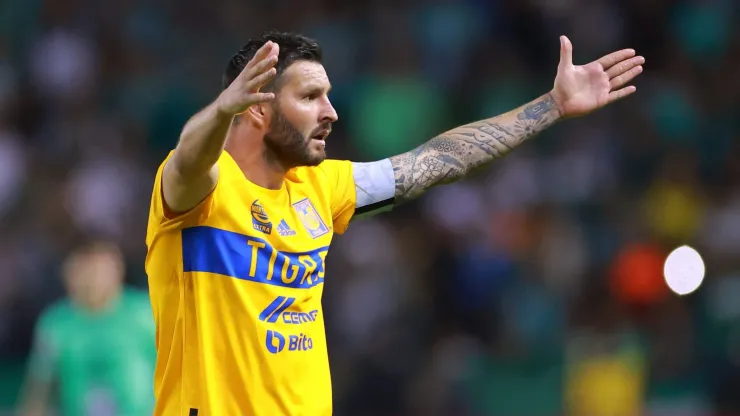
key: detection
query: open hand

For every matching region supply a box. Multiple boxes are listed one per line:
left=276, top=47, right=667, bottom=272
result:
left=550, top=36, right=644, bottom=118
left=216, top=41, right=280, bottom=115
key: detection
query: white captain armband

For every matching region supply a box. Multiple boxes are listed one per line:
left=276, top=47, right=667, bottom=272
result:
left=351, top=158, right=395, bottom=220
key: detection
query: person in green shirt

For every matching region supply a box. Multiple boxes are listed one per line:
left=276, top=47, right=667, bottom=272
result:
left=18, top=241, right=156, bottom=416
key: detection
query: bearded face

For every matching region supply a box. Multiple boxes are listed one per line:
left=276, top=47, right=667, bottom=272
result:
left=262, top=60, right=336, bottom=168
left=264, top=102, right=328, bottom=168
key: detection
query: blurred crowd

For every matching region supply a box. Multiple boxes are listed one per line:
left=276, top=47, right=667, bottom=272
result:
left=1, top=0, right=739, bottom=414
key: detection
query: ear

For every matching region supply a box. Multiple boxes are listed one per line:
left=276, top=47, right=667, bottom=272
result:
left=245, top=102, right=272, bottom=129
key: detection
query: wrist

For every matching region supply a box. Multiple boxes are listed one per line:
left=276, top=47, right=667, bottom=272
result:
left=547, top=90, right=565, bottom=119
left=213, top=95, right=237, bottom=120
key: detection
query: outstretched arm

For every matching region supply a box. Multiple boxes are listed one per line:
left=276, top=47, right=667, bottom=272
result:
left=390, top=36, right=644, bottom=204
left=391, top=93, right=560, bottom=203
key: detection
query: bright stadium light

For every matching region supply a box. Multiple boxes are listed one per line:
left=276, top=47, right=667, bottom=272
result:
left=664, top=245, right=705, bottom=295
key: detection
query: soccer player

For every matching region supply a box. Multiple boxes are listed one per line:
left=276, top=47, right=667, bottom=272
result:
left=19, top=242, right=156, bottom=416
left=145, top=31, right=644, bottom=415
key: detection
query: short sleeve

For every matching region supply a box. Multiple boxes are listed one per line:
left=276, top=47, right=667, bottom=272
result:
left=318, top=159, right=356, bottom=235
left=319, top=158, right=395, bottom=234
left=147, top=151, right=218, bottom=240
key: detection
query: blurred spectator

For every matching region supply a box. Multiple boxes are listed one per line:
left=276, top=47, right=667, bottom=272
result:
left=17, top=242, right=155, bottom=416
left=564, top=289, right=647, bottom=416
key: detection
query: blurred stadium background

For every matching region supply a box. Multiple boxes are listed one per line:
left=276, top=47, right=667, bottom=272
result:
left=1, top=0, right=740, bottom=414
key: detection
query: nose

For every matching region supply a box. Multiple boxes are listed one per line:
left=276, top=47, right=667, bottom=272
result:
left=321, top=97, right=338, bottom=123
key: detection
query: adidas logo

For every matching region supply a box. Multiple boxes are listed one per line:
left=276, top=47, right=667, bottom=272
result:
left=277, top=219, right=296, bottom=236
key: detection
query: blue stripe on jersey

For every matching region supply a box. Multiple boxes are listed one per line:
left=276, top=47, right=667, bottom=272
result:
left=258, top=296, right=287, bottom=321
left=181, top=226, right=329, bottom=289
left=266, top=297, right=295, bottom=323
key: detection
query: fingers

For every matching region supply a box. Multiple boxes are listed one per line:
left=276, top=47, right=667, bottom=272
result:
left=597, top=48, right=636, bottom=70
left=607, top=85, right=637, bottom=104
left=246, top=53, right=278, bottom=83
left=234, top=46, right=279, bottom=92
left=248, top=92, right=276, bottom=105
left=234, top=41, right=278, bottom=86
left=246, top=67, right=277, bottom=92
left=246, top=41, right=278, bottom=70
left=606, top=56, right=645, bottom=79
left=610, top=65, right=643, bottom=89
left=559, top=35, right=573, bottom=67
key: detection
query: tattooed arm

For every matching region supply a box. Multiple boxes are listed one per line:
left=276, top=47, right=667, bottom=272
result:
left=352, top=38, right=643, bottom=213
left=389, top=93, right=561, bottom=204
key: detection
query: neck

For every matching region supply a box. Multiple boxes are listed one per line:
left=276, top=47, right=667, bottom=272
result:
left=225, top=140, right=288, bottom=190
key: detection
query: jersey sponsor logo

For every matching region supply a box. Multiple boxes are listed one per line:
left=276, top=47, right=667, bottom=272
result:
left=282, top=310, right=319, bottom=325
left=277, top=219, right=296, bottom=236
left=292, top=198, right=329, bottom=239
left=265, top=330, right=313, bottom=354
left=259, top=296, right=319, bottom=324
left=182, top=227, right=329, bottom=289
left=259, top=296, right=295, bottom=322
left=251, top=200, right=272, bottom=235
left=266, top=330, right=285, bottom=354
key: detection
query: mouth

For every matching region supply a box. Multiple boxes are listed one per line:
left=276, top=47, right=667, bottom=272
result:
left=311, top=130, right=330, bottom=146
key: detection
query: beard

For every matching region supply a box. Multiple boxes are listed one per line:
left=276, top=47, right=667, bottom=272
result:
left=264, top=105, right=326, bottom=168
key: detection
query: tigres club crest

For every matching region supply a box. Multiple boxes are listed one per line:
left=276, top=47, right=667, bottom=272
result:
left=251, top=200, right=272, bottom=234
left=292, top=198, right=329, bottom=239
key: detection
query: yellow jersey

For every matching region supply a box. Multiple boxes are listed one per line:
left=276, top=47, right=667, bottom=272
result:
left=145, top=150, right=394, bottom=416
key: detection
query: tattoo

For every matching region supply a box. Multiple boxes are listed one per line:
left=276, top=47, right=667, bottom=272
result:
left=390, top=93, right=560, bottom=204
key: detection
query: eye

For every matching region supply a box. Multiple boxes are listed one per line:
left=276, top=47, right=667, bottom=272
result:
left=304, top=93, right=319, bottom=101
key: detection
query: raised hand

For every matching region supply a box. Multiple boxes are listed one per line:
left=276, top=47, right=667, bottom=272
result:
left=216, top=41, right=280, bottom=115
left=550, top=36, right=644, bottom=118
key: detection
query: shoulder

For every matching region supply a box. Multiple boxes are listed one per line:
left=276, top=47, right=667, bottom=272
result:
left=121, top=286, right=151, bottom=303
left=316, top=159, right=352, bottom=172
left=293, top=159, right=352, bottom=180
left=120, top=287, right=154, bottom=315
left=312, top=158, right=393, bottom=181
left=287, top=160, right=354, bottom=194
left=36, top=299, right=75, bottom=331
